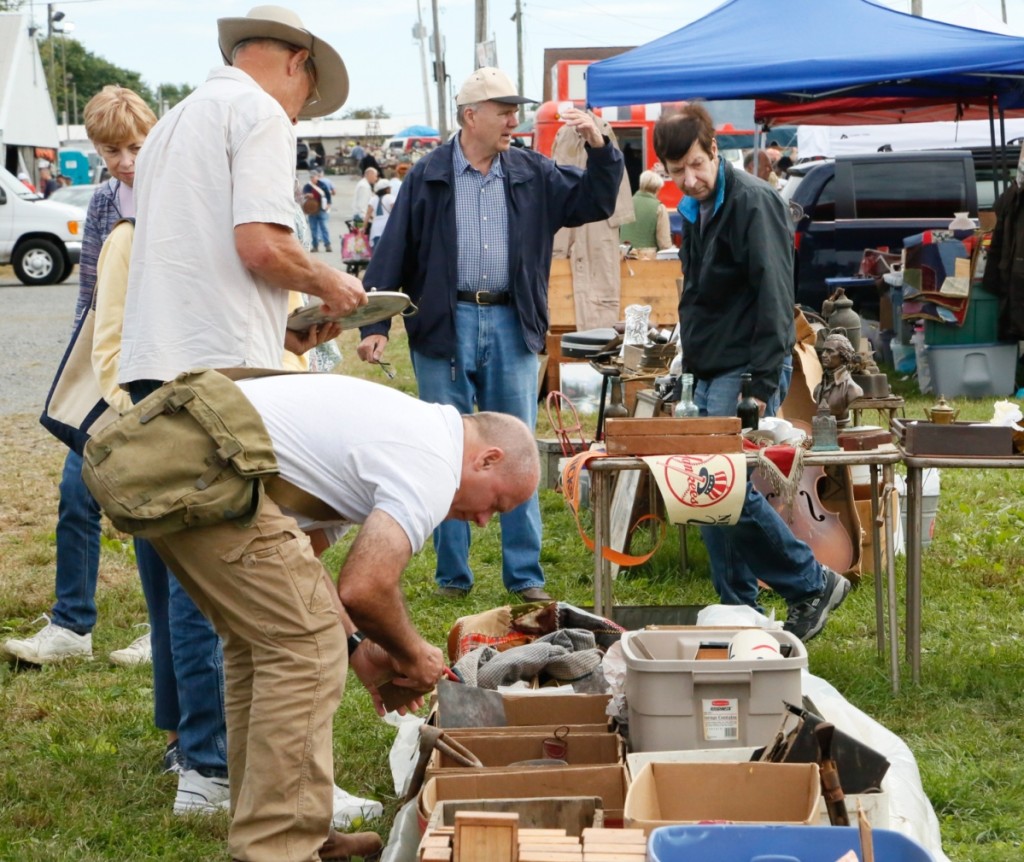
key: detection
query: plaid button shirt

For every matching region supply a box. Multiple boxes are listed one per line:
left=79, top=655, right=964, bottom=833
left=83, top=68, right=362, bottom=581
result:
left=452, top=134, right=510, bottom=294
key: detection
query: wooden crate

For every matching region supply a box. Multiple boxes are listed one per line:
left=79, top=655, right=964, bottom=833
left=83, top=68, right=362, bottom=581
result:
left=604, top=416, right=743, bottom=456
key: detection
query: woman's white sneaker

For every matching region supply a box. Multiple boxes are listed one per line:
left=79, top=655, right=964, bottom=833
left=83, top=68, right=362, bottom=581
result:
left=109, top=626, right=152, bottom=666
left=173, top=769, right=230, bottom=815
left=2, top=616, right=92, bottom=664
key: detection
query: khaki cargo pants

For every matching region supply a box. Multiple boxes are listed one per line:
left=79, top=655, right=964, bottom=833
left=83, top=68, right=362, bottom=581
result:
left=154, top=497, right=346, bottom=862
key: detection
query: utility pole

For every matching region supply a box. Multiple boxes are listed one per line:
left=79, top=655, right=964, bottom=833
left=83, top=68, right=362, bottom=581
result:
left=474, top=0, right=487, bottom=67
left=1001, top=0, right=1008, bottom=23
left=910, top=0, right=922, bottom=15
left=431, top=0, right=448, bottom=139
left=512, top=0, right=525, bottom=123
left=415, top=0, right=433, bottom=128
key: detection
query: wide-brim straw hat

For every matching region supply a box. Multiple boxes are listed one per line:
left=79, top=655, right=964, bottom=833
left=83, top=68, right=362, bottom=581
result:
left=217, top=5, right=348, bottom=119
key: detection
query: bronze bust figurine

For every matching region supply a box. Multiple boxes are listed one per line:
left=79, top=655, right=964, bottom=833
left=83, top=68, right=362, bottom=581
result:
left=813, top=332, right=864, bottom=428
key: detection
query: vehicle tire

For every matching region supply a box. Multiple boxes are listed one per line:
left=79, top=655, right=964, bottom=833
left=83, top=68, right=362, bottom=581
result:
left=56, top=263, right=76, bottom=283
left=13, top=239, right=66, bottom=286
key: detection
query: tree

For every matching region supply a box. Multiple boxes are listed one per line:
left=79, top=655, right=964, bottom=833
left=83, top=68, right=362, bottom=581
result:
left=342, top=106, right=390, bottom=120
left=0, top=0, right=26, bottom=10
left=154, top=84, right=195, bottom=115
left=41, top=36, right=155, bottom=124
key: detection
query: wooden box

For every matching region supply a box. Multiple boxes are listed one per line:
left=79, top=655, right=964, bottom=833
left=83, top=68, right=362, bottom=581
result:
left=603, top=417, right=742, bottom=456
left=892, top=417, right=1014, bottom=456
left=548, top=259, right=681, bottom=330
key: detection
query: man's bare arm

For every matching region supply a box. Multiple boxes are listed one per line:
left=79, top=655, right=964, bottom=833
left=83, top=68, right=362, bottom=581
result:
left=336, top=510, right=444, bottom=691
left=234, top=222, right=367, bottom=318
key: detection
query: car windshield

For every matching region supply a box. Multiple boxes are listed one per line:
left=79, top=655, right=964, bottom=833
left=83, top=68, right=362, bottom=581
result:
left=49, top=185, right=98, bottom=208
left=2, top=169, right=43, bottom=201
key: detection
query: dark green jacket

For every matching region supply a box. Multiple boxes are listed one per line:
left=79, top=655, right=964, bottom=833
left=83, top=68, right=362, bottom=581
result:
left=677, top=159, right=795, bottom=403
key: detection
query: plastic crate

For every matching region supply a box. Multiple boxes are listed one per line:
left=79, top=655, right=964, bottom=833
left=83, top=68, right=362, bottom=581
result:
left=924, top=286, right=1000, bottom=346
left=924, top=341, right=1020, bottom=398
left=621, top=628, right=806, bottom=752
left=647, top=824, right=934, bottom=862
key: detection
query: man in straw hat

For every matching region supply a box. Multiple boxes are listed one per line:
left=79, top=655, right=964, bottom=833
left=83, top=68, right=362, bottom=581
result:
left=357, top=67, right=623, bottom=604
left=114, top=5, right=382, bottom=853
left=120, top=4, right=365, bottom=391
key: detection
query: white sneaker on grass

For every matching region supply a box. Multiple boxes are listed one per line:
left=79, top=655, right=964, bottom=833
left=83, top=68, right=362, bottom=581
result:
left=173, top=769, right=230, bottom=815
left=332, top=784, right=383, bottom=828
left=2, top=615, right=92, bottom=664
left=109, top=625, right=152, bottom=667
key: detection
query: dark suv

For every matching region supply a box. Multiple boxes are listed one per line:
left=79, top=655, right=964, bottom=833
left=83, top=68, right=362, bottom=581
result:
left=784, top=150, right=979, bottom=317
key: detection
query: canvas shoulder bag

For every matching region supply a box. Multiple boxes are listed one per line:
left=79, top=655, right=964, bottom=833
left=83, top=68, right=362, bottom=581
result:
left=81, top=368, right=306, bottom=538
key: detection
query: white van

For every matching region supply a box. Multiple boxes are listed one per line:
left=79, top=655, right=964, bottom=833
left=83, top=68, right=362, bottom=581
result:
left=0, top=167, right=85, bottom=285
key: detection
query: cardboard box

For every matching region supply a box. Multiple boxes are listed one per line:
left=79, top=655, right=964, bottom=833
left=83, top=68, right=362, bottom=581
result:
left=624, top=749, right=889, bottom=829
left=624, top=762, right=821, bottom=835
left=853, top=484, right=899, bottom=576
left=419, top=764, right=630, bottom=825
left=428, top=731, right=623, bottom=771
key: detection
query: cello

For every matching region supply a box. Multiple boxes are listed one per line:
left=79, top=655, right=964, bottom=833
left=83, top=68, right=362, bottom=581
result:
left=751, top=451, right=855, bottom=574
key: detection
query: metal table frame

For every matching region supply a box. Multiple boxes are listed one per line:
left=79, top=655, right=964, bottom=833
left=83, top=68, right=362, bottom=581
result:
left=901, top=451, right=1024, bottom=684
left=588, top=445, right=903, bottom=691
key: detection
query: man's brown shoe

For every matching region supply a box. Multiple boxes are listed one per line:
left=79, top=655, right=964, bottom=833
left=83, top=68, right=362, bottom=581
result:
left=320, top=827, right=383, bottom=860
left=516, top=587, right=552, bottom=602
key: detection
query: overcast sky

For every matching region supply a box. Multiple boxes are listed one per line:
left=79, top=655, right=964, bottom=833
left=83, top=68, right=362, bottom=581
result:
left=27, top=0, right=1024, bottom=127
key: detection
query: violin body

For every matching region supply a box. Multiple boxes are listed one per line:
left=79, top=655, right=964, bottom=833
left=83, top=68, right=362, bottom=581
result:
left=752, top=464, right=855, bottom=574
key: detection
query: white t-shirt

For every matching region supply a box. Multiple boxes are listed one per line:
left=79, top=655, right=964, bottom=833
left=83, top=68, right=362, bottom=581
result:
left=352, top=177, right=373, bottom=220
left=119, top=67, right=297, bottom=384
left=236, top=374, right=464, bottom=551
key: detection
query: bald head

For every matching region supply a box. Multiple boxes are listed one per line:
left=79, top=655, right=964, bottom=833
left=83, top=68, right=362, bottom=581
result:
left=364, top=167, right=378, bottom=183
left=449, top=412, right=540, bottom=526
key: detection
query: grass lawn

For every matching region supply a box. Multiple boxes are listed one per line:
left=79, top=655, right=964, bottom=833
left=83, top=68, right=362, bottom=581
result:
left=1, top=324, right=1022, bottom=861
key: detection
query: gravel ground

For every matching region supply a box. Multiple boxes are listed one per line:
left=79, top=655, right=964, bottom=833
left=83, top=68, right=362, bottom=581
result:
left=0, top=172, right=364, bottom=418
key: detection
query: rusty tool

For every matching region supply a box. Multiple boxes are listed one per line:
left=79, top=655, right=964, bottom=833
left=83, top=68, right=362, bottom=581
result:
left=815, top=722, right=850, bottom=826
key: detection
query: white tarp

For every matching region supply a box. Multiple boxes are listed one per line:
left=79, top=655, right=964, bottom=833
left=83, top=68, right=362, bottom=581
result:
left=0, top=12, right=59, bottom=149
left=798, top=119, right=1024, bottom=159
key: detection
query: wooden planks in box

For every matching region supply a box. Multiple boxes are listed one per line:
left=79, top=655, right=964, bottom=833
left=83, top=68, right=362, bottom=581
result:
left=604, top=417, right=742, bottom=456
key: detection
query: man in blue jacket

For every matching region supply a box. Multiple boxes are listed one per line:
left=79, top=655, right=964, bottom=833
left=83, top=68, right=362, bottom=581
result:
left=358, top=67, right=623, bottom=602
left=653, top=104, right=850, bottom=641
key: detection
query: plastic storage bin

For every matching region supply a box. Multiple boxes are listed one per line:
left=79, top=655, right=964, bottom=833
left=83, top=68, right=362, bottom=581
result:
left=647, top=824, right=934, bottom=862
left=924, top=285, right=1000, bottom=346
left=924, top=341, right=1019, bottom=398
left=621, top=628, right=806, bottom=752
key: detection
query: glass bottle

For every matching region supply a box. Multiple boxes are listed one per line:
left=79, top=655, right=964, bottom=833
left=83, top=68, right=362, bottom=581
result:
left=737, top=373, right=759, bottom=430
left=674, top=373, right=699, bottom=417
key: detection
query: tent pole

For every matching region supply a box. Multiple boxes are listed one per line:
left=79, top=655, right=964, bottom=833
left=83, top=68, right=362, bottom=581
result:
left=998, top=103, right=1008, bottom=196
left=988, top=96, right=1000, bottom=202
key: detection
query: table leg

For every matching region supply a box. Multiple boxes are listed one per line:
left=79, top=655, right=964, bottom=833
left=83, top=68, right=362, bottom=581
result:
left=593, top=468, right=607, bottom=616
left=906, top=465, right=924, bottom=683
left=678, top=524, right=689, bottom=576
left=883, top=463, right=900, bottom=693
left=869, top=466, right=884, bottom=659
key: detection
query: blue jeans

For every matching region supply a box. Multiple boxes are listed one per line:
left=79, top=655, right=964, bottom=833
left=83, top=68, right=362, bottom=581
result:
left=411, top=302, right=545, bottom=593
left=130, top=380, right=227, bottom=776
left=50, top=449, right=102, bottom=634
left=693, top=359, right=822, bottom=607
left=307, top=212, right=330, bottom=249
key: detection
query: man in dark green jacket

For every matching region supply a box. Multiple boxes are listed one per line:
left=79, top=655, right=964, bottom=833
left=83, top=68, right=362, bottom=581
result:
left=654, top=104, right=850, bottom=641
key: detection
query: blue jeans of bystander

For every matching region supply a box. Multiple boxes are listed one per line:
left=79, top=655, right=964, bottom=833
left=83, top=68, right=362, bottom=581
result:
left=411, top=302, right=545, bottom=594
left=693, top=359, right=822, bottom=607
left=50, top=450, right=102, bottom=634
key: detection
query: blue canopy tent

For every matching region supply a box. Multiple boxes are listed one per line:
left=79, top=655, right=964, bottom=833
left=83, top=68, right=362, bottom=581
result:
left=586, top=0, right=1024, bottom=123
left=396, top=124, right=440, bottom=137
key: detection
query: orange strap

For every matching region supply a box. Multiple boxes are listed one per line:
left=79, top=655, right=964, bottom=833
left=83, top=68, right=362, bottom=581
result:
left=561, top=449, right=665, bottom=567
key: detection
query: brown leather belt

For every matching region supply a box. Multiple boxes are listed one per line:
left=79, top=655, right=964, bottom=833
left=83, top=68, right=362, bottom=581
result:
left=456, top=290, right=511, bottom=305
